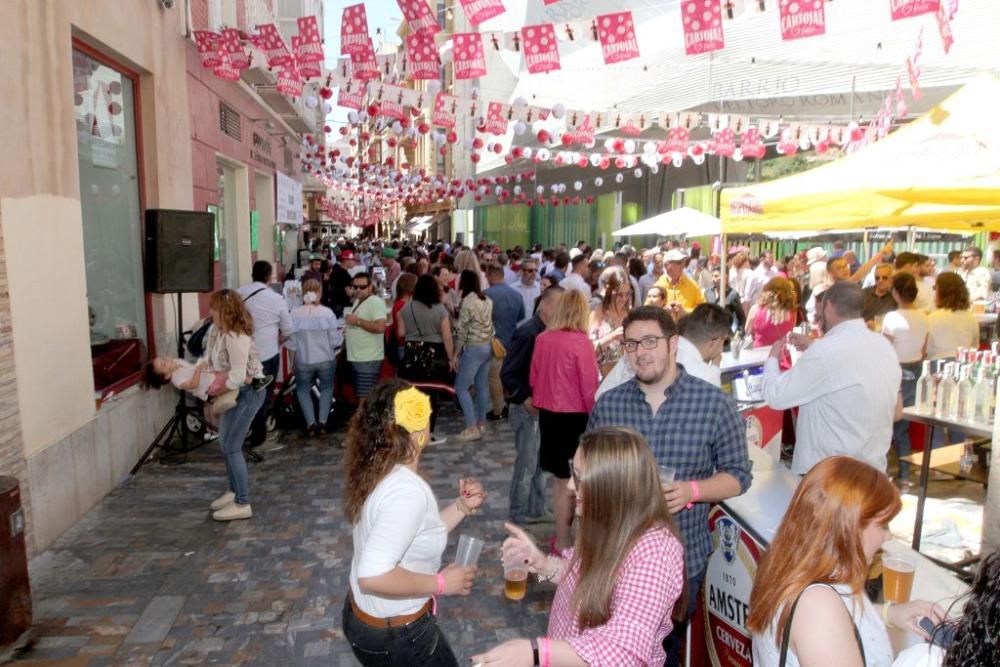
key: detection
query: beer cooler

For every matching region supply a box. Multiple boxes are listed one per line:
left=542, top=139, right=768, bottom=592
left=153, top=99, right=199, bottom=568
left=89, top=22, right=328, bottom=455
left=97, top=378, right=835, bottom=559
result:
left=0, top=476, right=31, bottom=649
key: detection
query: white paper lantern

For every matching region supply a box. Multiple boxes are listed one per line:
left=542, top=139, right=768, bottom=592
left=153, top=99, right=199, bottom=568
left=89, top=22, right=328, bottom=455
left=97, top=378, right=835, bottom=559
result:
left=650, top=164, right=659, bottom=175
left=673, top=155, right=685, bottom=168
left=537, top=148, right=550, bottom=161
left=634, top=168, right=643, bottom=178
left=594, top=177, right=604, bottom=187
left=495, top=186, right=503, bottom=195
left=513, top=96, right=528, bottom=107
left=358, top=111, right=369, bottom=122
left=615, top=173, right=624, bottom=184
left=304, top=95, right=319, bottom=109
left=471, top=86, right=481, bottom=99
left=590, top=153, right=602, bottom=167
left=536, top=185, right=545, bottom=194
left=514, top=120, right=527, bottom=135
left=347, top=111, right=359, bottom=124
left=392, top=122, right=403, bottom=134
left=691, top=153, right=705, bottom=165
left=514, top=185, right=522, bottom=195
left=551, top=103, right=566, bottom=119
left=427, top=79, right=442, bottom=94
left=522, top=147, right=533, bottom=158
left=623, top=139, right=636, bottom=154
left=603, top=138, right=616, bottom=153
left=573, top=180, right=583, bottom=191
left=643, top=141, right=657, bottom=154
left=322, top=102, right=333, bottom=115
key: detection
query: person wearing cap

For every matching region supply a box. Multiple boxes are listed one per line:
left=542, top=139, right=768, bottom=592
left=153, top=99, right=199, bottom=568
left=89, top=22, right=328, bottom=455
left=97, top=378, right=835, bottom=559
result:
left=302, top=253, right=326, bottom=286
left=653, top=249, right=705, bottom=318
left=381, top=248, right=401, bottom=295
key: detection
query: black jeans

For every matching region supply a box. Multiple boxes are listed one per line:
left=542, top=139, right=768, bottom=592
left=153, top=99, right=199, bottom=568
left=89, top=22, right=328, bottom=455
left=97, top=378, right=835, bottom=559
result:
left=342, top=597, right=458, bottom=667
left=663, top=567, right=706, bottom=667
left=247, top=354, right=280, bottom=448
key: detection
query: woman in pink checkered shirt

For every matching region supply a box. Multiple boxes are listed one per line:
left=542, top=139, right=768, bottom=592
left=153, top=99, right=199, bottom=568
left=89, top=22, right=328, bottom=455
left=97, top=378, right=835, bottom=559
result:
left=472, top=427, right=686, bottom=666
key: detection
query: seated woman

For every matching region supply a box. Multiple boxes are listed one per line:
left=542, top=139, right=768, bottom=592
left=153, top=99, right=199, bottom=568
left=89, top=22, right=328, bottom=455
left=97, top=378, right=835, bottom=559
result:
left=747, top=456, right=944, bottom=667
left=342, top=380, right=486, bottom=666
left=746, top=276, right=799, bottom=347
left=472, top=427, right=685, bottom=666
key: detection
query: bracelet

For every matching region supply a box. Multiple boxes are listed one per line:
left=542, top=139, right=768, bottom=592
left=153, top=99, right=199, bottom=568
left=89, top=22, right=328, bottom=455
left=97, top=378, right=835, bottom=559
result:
left=455, top=497, right=473, bottom=516
left=530, top=637, right=540, bottom=666
left=882, top=601, right=894, bottom=628
left=435, top=572, right=446, bottom=596
left=537, top=563, right=561, bottom=583
left=540, top=637, right=551, bottom=667
left=685, top=480, right=701, bottom=510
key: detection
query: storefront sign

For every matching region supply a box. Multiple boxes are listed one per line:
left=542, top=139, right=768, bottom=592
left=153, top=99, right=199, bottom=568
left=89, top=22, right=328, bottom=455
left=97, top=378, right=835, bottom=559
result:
left=681, top=0, right=725, bottom=55
left=276, top=171, right=303, bottom=225
left=596, top=11, right=641, bottom=64
left=779, top=0, right=826, bottom=41
left=703, top=507, right=763, bottom=667
left=522, top=23, right=561, bottom=73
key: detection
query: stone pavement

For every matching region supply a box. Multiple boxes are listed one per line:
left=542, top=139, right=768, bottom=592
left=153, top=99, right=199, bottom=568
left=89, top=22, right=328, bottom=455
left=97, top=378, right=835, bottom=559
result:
left=11, top=405, right=552, bottom=666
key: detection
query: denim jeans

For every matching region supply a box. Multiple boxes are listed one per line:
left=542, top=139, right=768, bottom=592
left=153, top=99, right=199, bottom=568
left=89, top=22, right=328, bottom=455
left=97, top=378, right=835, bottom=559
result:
left=893, top=362, right=921, bottom=480
left=295, top=360, right=336, bottom=428
left=248, top=354, right=279, bottom=447
left=455, top=343, right=492, bottom=428
left=351, top=360, right=383, bottom=400
left=218, top=384, right=265, bottom=505
left=508, top=402, right=546, bottom=522
left=341, top=598, right=459, bottom=667
left=662, top=567, right=706, bottom=667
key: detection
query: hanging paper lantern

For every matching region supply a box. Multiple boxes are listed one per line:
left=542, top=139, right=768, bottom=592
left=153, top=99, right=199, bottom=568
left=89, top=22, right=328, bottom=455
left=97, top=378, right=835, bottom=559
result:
left=599, top=157, right=610, bottom=170
left=322, top=102, right=333, bottom=115
left=537, top=148, right=551, bottom=161
left=536, top=185, right=545, bottom=194
left=615, top=157, right=626, bottom=169
left=446, top=130, right=458, bottom=144
left=551, top=103, right=566, bottom=119
left=522, top=147, right=534, bottom=159
left=367, top=103, right=380, bottom=117
left=624, top=139, right=636, bottom=154
left=594, top=176, right=604, bottom=187
left=472, top=137, right=484, bottom=149
left=615, top=173, right=624, bottom=184
left=514, top=120, right=527, bottom=135
left=576, top=156, right=589, bottom=168
left=603, top=138, right=616, bottom=153
left=536, top=129, right=551, bottom=143
left=613, top=138, right=625, bottom=153
left=573, top=180, right=583, bottom=191
left=634, top=168, right=643, bottom=178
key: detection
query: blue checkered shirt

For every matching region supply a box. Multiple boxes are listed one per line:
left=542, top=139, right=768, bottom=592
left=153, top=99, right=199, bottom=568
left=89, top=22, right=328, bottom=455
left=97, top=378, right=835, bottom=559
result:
left=588, top=366, right=752, bottom=578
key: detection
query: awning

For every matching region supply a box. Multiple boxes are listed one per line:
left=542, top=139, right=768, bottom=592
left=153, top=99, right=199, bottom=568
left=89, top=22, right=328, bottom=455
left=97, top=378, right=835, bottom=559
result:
left=613, top=207, right=721, bottom=237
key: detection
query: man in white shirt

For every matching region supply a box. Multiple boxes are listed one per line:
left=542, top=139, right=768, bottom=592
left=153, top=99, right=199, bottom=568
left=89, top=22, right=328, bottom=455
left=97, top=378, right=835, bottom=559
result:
left=511, top=258, right=542, bottom=322
left=761, top=281, right=901, bottom=474
left=238, top=261, right=293, bottom=448
left=498, top=252, right=519, bottom=286
left=639, top=252, right=664, bottom=303
left=958, top=246, right=992, bottom=302
left=558, top=255, right=591, bottom=298
left=895, top=252, right=935, bottom=312
left=742, top=251, right=779, bottom=306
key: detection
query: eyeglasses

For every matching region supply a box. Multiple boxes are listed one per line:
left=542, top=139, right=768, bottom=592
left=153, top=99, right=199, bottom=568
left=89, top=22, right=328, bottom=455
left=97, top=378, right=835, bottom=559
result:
left=876, top=275, right=892, bottom=281
left=352, top=283, right=370, bottom=290
left=623, top=335, right=668, bottom=352
left=522, top=268, right=536, bottom=273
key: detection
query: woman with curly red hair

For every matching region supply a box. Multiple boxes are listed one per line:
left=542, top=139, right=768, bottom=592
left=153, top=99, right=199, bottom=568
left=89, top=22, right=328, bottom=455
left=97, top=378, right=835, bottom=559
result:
left=746, top=276, right=799, bottom=347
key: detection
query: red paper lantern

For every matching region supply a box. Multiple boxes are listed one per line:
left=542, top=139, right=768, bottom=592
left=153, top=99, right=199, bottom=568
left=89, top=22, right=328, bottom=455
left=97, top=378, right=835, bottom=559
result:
left=367, top=103, right=380, bottom=117
left=561, top=134, right=574, bottom=146
left=471, top=152, right=481, bottom=163
left=615, top=157, right=625, bottom=169
left=446, top=130, right=458, bottom=144
left=536, top=129, right=550, bottom=143
left=492, top=143, right=503, bottom=154
left=599, top=157, right=610, bottom=170
left=473, top=137, right=484, bottom=149
left=319, top=87, right=333, bottom=99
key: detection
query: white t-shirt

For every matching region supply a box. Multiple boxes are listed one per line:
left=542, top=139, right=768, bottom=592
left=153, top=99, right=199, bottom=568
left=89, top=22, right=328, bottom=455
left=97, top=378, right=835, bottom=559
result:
left=926, top=309, right=980, bottom=360
left=914, top=280, right=935, bottom=313
left=169, top=359, right=217, bottom=400
left=881, top=309, right=929, bottom=363
left=350, top=466, right=447, bottom=618
left=753, top=583, right=894, bottom=667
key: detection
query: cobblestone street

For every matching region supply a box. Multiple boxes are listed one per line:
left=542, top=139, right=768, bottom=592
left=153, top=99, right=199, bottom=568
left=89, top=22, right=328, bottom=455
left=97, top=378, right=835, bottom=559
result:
left=12, top=407, right=551, bottom=666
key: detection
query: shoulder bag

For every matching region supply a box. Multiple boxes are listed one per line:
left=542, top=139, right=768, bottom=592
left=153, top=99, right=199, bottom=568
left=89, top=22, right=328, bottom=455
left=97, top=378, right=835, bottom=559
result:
left=778, top=583, right=867, bottom=667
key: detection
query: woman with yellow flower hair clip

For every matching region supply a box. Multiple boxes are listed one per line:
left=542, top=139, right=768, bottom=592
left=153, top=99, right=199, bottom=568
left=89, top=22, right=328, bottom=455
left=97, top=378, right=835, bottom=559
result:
left=342, top=379, right=487, bottom=666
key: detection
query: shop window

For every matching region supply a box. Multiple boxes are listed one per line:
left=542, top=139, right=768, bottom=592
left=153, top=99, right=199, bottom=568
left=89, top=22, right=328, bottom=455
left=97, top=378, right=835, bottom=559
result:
left=73, top=46, right=147, bottom=396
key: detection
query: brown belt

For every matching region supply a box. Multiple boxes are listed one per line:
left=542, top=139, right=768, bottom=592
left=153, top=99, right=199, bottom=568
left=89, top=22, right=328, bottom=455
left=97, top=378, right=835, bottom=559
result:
left=349, top=594, right=433, bottom=628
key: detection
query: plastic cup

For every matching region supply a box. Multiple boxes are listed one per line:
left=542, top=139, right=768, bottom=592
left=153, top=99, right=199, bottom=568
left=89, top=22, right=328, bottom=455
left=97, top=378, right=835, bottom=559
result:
left=882, top=551, right=916, bottom=604
left=455, top=534, right=485, bottom=567
left=503, top=561, right=528, bottom=601
left=659, top=466, right=677, bottom=486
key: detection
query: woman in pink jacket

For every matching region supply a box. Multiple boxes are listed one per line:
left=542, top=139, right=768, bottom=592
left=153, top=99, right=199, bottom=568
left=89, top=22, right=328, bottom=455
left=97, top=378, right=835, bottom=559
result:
left=530, top=290, right=600, bottom=552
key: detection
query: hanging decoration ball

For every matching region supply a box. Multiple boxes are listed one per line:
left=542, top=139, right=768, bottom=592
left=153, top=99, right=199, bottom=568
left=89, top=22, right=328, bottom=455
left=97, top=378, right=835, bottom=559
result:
left=585, top=195, right=595, bottom=204
left=472, top=137, right=484, bottom=150
left=599, top=157, right=610, bottom=170
left=692, top=153, right=705, bottom=165
left=495, top=186, right=504, bottom=195
left=594, top=176, right=604, bottom=187
left=690, top=143, right=705, bottom=157
left=319, top=86, right=333, bottom=100
left=439, top=146, right=448, bottom=156
left=673, top=155, right=685, bottom=168
left=392, top=121, right=403, bottom=134
left=576, top=156, right=589, bottom=168
left=571, top=196, right=580, bottom=205
left=536, top=129, right=551, bottom=144
left=561, top=134, right=574, bottom=147
left=347, top=111, right=359, bottom=124
left=427, top=79, right=442, bottom=94
left=367, top=103, right=380, bottom=117
left=643, top=141, right=657, bottom=154
left=471, top=86, right=481, bottom=100
left=603, top=138, right=616, bottom=153
left=446, top=130, right=458, bottom=144
left=615, top=173, right=625, bottom=184
left=304, top=95, right=319, bottom=109
left=574, top=180, right=583, bottom=191
left=418, top=122, right=430, bottom=134
left=358, top=111, right=369, bottom=122
left=511, top=146, right=524, bottom=158
left=492, top=143, right=503, bottom=154
left=536, top=185, right=545, bottom=194
left=439, top=49, right=453, bottom=65
left=514, top=185, right=522, bottom=195
left=732, top=149, right=744, bottom=162
left=816, top=140, right=831, bottom=155
left=590, top=153, right=602, bottom=167
left=623, top=139, right=636, bottom=154
left=615, top=157, right=626, bottom=169
left=513, top=96, right=528, bottom=107
left=634, top=168, right=643, bottom=178
left=551, top=103, right=566, bottom=119
left=550, top=184, right=559, bottom=194
left=522, top=147, right=534, bottom=159
left=611, top=138, right=624, bottom=154
left=514, top=120, right=527, bottom=135
left=849, top=122, right=865, bottom=143
left=537, top=148, right=551, bottom=161
left=322, top=102, right=333, bottom=115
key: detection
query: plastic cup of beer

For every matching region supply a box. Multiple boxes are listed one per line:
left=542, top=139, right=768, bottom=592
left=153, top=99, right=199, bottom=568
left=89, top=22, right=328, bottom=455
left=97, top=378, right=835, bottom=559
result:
left=658, top=466, right=677, bottom=487
left=882, top=551, right=916, bottom=604
left=503, top=561, right=529, bottom=601
left=455, top=534, right=485, bottom=567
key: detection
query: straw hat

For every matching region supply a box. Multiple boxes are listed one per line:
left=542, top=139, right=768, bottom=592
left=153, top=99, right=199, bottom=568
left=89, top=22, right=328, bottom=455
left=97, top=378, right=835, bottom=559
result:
left=806, top=246, right=828, bottom=265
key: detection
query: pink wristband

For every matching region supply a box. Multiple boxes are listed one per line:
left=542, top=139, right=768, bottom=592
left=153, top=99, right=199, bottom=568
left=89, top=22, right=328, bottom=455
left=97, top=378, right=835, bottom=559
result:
left=435, top=572, right=446, bottom=596
left=540, top=637, right=551, bottom=667
left=685, top=480, right=701, bottom=509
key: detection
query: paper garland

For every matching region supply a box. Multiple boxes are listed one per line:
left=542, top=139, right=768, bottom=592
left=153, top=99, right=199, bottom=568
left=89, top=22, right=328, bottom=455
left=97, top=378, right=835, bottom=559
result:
left=890, top=0, right=941, bottom=21
left=459, top=0, right=506, bottom=26
left=522, top=24, right=561, bottom=73
left=681, top=0, right=725, bottom=55
left=778, top=0, right=826, bottom=41
left=341, top=4, right=370, bottom=56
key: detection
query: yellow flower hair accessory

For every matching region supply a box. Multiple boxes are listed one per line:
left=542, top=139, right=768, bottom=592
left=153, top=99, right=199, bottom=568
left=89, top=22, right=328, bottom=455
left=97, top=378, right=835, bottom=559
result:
left=394, top=387, right=431, bottom=434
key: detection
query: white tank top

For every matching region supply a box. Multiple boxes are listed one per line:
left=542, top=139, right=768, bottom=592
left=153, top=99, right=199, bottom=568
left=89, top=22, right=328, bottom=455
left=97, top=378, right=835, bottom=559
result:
left=752, top=583, right=895, bottom=667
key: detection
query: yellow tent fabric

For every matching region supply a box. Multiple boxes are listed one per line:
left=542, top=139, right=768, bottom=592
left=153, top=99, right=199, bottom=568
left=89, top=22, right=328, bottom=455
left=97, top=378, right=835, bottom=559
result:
left=721, top=74, right=1000, bottom=234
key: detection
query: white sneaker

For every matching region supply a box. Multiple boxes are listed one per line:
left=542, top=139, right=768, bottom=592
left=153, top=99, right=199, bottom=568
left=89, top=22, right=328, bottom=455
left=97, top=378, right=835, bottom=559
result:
left=212, top=503, right=252, bottom=521
left=429, top=435, right=448, bottom=446
left=457, top=428, right=482, bottom=442
left=210, top=491, right=235, bottom=511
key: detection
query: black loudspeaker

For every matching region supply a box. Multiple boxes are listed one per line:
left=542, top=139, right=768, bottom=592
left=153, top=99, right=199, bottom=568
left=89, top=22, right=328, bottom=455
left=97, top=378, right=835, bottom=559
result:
left=145, top=209, right=215, bottom=293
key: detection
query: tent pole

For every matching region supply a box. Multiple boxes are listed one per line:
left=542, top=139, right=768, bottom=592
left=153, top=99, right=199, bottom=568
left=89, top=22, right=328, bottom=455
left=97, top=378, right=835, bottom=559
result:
left=720, top=234, right=728, bottom=299
left=906, top=226, right=916, bottom=251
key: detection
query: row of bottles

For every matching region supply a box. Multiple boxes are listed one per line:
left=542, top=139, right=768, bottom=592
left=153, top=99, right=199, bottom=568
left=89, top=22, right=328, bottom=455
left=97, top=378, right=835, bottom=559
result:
left=915, top=352, right=998, bottom=423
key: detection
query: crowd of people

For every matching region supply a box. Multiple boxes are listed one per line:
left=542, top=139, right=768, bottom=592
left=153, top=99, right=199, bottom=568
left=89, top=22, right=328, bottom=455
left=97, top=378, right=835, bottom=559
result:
left=143, top=232, right=1000, bottom=666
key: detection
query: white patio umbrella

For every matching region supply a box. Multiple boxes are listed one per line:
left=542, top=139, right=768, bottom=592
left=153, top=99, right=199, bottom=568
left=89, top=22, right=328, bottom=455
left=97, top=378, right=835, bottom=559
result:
left=613, top=207, right=722, bottom=238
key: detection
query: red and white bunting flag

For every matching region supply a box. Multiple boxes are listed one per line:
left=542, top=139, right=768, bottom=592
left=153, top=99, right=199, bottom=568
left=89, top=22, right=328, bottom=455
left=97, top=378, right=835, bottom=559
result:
left=483, top=102, right=509, bottom=135
left=459, top=0, right=506, bottom=26
left=665, top=127, right=691, bottom=154
left=341, top=4, right=370, bottom=55
left=711, top=127, right=736, bottom=157
left=778, top=0, right=826, bottom=41
left=406, top=32, right=439, bottom=80
left=396, top=0, right=440, bottom=37
left=374, top=84, right=408, bottom=120
left=350, top=41, right=380, bottom=82
left=193, top=30, right=222, bottom=69
left=276, top=63, right=304, bottom=97
left=936, top=3, right=955, bottom=53
left=567, top=114, right=596, bottom=145
left=890, top=0, right=940, bottom=21
left=255, top=24, right=293, bottom=68
left=739, top=128, right=766, bottom=159
left=596, top=11, right=640, bottom=64
left=337, top=83, right=364, bottom=110
left=680, top=0, right=725, bottom=55
left=522, top=24, right=561, bottom=73
left=296, top=16, right=324, bottom=63
left=452, top=33, right=487, bottom=79
left=219, top=28, right=249, bottom=70
left=433, top=93, right=458, bottom=129
left=213, top=50, right=241, bottom=82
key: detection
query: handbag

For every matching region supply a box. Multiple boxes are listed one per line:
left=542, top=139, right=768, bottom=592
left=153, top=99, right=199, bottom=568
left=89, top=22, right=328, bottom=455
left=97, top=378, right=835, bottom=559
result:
left=778, top=583, right=867, bottom=667
left=400, top=303, right=440, bottom=380
left=491, top=336, right=507, bottom=359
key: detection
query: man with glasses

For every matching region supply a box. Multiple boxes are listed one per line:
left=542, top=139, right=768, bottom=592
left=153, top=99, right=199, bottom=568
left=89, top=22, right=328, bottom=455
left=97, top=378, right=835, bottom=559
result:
left=588, top=306, right=751, bottom=667
left=511, top=258, right=541, bottom=322
left=958, top=245, right=992, bottom=302
left=343, top=273, right=387, bottom=400
left=861, top=263, right=898, bottom=325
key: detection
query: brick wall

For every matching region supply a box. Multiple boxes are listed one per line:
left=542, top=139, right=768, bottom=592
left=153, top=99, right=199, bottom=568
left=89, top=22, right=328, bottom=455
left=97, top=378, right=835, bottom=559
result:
left=0, top=218, right=33, bottom=556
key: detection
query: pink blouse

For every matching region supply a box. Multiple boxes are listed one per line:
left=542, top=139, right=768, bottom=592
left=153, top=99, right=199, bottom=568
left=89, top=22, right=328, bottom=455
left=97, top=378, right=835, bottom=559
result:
left=751, top=308, right=795, bottom=348
left=548, top=527, right=685, bottom=666
left=530, top=330, right=600, bottom=414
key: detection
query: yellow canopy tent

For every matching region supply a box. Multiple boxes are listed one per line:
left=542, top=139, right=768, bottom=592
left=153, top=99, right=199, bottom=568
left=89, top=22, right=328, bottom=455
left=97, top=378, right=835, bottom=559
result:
left=720, top=74, right=1000, bottom=234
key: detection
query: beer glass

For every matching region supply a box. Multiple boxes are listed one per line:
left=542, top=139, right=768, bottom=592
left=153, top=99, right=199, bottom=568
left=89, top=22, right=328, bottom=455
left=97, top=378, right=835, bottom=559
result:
left=455, top=534, right=485, bottom=567
left=503, top=561, right=528, bottom=601
left=882, top=551, right=916, bottom=604
left=658, top=466, right=677, bottom=487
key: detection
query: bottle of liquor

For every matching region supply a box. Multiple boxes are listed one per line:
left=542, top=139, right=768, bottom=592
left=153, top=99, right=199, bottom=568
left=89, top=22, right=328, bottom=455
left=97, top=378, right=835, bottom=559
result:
left=960, top=442, right=975, bottom=474
left=915, top=360, right=935, bottom=413
left=936, top=363, right=957, bottom=419
left=955, top=365, right=975, bottom=421
left=974, top=367, right=994, bottom=423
